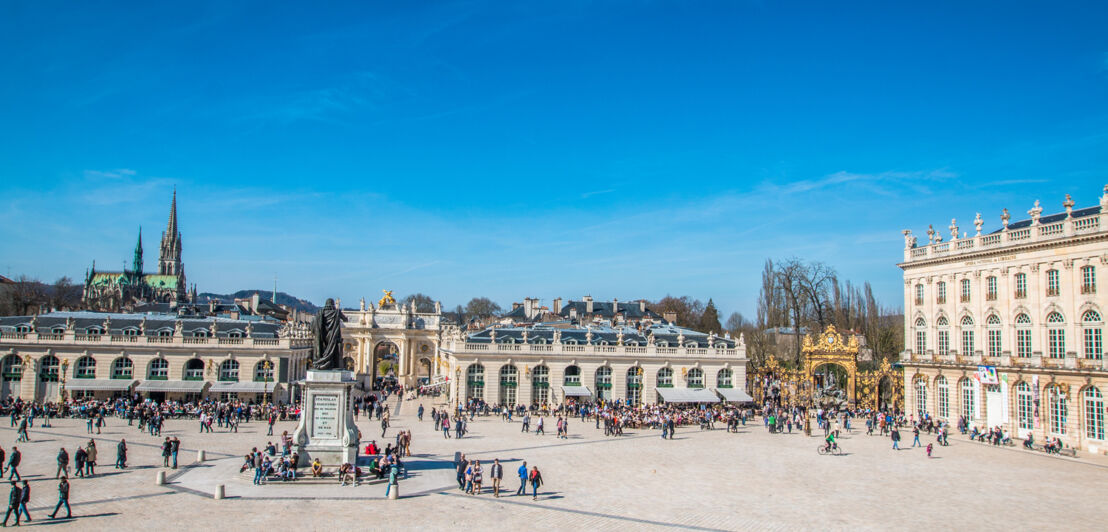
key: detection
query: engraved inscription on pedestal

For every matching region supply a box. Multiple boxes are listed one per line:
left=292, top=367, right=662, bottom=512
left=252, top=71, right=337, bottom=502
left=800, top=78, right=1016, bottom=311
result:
left=311, top=394, right=339, bottom=439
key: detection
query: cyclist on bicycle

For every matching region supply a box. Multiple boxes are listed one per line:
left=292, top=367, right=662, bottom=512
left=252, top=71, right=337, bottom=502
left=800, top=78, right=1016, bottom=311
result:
left=824, top=431, right=836, bottom=452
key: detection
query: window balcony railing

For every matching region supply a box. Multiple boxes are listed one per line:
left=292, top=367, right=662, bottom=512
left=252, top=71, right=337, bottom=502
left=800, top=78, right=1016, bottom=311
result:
left=986, top=292, right=997, bottom=301
left=1046, top=288, right=1060, bottom=297
left=915, top=298, right=924, bottom=306
left=936, top=296, right=946, bottom=304
left=1082, top=284, right=1096, bottom=295
left=960, top=295, right=971, bottom=303
left=183, top=374, right=204, bottom=381
left=1015, top=290, right=1027, bottom=299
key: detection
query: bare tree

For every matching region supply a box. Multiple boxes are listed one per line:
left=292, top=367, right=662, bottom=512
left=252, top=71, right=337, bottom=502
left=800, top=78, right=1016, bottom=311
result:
left=797, top=261, right=835, bottom=329
left=464, top=297, right=501, bottom=319
left=774, top=258, right=808, bottom=365
left=50, top=276, right=82, bottom=311
left=400, top=293, right=436, bottom=313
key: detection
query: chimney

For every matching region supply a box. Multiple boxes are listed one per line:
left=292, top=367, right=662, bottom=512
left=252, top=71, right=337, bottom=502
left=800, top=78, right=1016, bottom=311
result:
left=663, top=311, right=677, bottom=324
left=252, top=292, right=260, bottom=313
left=553, top=298, right=563, bottom=314
left=569, top=307, right=578, bottom=321
left=524, top=297, right=537, bottom=319
left=612, top=298, right=619, bottom=316
left=512, top=302, right=522, bottom=311
left=584, top=295, right=593, bottom=314
left=209, top=300, right=216, bottom=314
left=639, top=299, right=647, bottom=313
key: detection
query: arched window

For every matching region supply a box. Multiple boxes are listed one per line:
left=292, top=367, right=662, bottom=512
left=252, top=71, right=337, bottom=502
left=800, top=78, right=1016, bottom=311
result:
left=1, top=355, right=23, bottom=382
left=219, top=359, right=239, bottom=382
left=936, top=376, right=949, bottom=418
left=937, top=316, right=950, bottom=354
left=1047, top=385, right=1067, bottom=435
left=626, top=367, right=642, bottom=404
left=960, top=315, right=975, bottom=355
left=75, top=356, right=96, bottom=379
left=1016, top=382, right=1033, bottom=430
left=500, top=365, right=519, bottom=406
left=184, top=358, right=204, bottom=380
left=914, top=378, right=927, bottom=414
left=111, top=358, right=134, bottom=379
left=1047, top=312, right=1065, bottom=359
left=563, top=365, right=581, bottom=386
left=594, top=366, right=612, bottom=400
left=148, top=358, right=168, bottom=380
left=717, top=368, right=733, bottom=388
left=1082, top=310, right=1103, bottom=360
left=960, top=378, right=976, bottom=420
left=531, top=365, right=549, bottom=405
left=1015, top=313, right=1033, bottom=358
left=986, top=315, right=1002, bottom=358
left=657, top=367, right=673, bottom=388
left=254, top=360, right=274, bottom=382
left=466, top=364, right=485, bottom=401
left=39, top=355, right=59, bottom=382
left=687, top=367, right=704, bottom=388
left=1084, top=387, right=1104, bottom=440
left=914, top=318, right=927, bottom=354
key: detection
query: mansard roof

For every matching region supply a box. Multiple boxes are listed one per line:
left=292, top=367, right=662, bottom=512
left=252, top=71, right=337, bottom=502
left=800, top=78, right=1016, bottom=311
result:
left=0, top=311, right=282, bottom=338
left=989, top=205, right=1101, bottom=234
left=466, top=322, right=735, bottom=348
left=556, top=300, right=662, bottom=320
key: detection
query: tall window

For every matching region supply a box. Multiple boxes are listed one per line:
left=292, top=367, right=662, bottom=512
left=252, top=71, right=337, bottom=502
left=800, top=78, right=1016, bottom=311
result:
left=717, top=369, right=733, bottom=388
left=1, top=356, right=23, bottom=382
left=936, top=376, right=949, bottom=419
left=1015, top=273, right=1027, bottom=298
left=255, top=361, right=274, bottom=382
left=914, top=379, right=927, bottom=415
left=466, top=363, right=485, bottom=401
left=961, top=379, right=976, bottom=420
left=915, top=284, right=924, bottom=305
left=1046, top=269, right=1060, bottom=297
left=1083, top=310, right=1103, bottom=360
left=184, top=359, right=204, bottom=380
left=657, top=367, right=673, bottom=388
left=1047, top=312, right=1065, bottom=359
left=984, top=315, right=1001, bottom=357
left=625, top=367, right=641, bottom=405
left=937, top=282, right=947, bottom=304
left=148, top=358, right=168, bottom=379
left=219, top=360, right=240, bottom=382
left=1085, top=387, right=1104, bottom=440
left=1016, top=382, right=1033, bottom=430
left=1082, top=265, right=1096, bottom=294
left=986, top=276, right=998, bottom=300
left=111, top=358, right=133, bottom=379
left=563, top=365, right=581, bottom=386
left=914, top=318, right=927, bottom=354
left=686, top=367, right=704, bottom=388
left=1048, top=385, right=1067, bottom=435
left=961, top=315, right=975, bottom=355
left=960, top=279, right=972, bottom=303
left=1015, top=313, right=1033, bottom=358
left=532, top=365, right=550, bottom=405
left=937, top=317, right=950, bottom=354
left=75, top=356, right=96, bottom=378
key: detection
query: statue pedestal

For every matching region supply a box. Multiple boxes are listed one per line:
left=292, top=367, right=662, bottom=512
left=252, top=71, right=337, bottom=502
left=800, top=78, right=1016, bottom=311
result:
left=293, top=370, right=360, bottom=467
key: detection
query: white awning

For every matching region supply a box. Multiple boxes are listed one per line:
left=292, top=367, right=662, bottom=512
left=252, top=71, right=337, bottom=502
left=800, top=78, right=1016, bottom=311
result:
left=66, top=379, right=136, bottom=391
left=714, top=387, right=754, bottom=403
left=561, top=385, right=592, bottom=397
left=136, top=380, right=209, bottom=393
left=656, top=387, right=720, bottom=403
left=209, top=381, right=282, bottom=393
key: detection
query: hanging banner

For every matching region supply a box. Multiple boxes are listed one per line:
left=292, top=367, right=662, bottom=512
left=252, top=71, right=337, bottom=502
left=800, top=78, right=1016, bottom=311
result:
left=975, top=365, right=999, bottom=385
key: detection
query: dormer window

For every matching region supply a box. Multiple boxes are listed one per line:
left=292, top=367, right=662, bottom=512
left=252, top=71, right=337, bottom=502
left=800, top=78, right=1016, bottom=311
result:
left=15, top=326, right=31, bottom=333
left=51, top=327, right=65, bottom=334
left=85, top=327, right=104, bottom=335
left=122, top=328, right=139, bottom=336
left=158, top=329, right=172, bottom=337
left=227, top=331, right=243, bottom=338
left=192, top=330, right=209, bottom=338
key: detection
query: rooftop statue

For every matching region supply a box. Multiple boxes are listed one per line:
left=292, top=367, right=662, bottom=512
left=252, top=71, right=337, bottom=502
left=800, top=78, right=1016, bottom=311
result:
left=310, top=298, right=348, bottom=370
left=379, top=289, right=396, bottom=308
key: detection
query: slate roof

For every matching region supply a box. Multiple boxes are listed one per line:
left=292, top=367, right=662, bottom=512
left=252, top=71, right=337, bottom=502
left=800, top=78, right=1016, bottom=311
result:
left=0, top=311, right=282, bottom=338
left=987, top=206, right=1100, bottom=234
left=466, top=322, right=735, bottom=348
left=557, top=300, right=663, bottom=320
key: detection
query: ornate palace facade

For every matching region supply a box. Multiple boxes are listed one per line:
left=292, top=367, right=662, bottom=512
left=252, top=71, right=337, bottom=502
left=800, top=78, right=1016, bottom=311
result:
left=0, top=311, right=310, bottom=403
left=899, top=186, right=1108, bottom=454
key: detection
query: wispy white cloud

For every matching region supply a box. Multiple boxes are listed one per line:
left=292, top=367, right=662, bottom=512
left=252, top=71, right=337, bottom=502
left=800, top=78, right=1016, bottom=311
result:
left=83, top=168, right=137, bottom=180
left=760, top=169, right=957, bottom=195
left=581, top=189, right=615, bottom=199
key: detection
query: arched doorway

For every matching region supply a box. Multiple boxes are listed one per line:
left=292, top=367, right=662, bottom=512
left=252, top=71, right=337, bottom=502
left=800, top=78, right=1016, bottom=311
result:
left=877, top=375, right=894, bottom=411
left=418, top=358, right=432, bottom=384
left=531, top=365, right=549, bottom=406
left=465, top=363, right=485, bottom=402
left=1, top=355, right=23, bottom=400
left=38, top=355, right=60, bottom=402
left=811, top=362, right=850, bottom=409
left=595, top=366, right=612, bottom=401
left=373, top=341, right=400, bottom=387
left=626, top=367, right=642, bottom=405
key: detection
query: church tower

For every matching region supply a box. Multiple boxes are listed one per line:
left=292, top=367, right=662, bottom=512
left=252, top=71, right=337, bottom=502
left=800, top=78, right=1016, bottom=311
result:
left=159, top=189, right=183, bottom=276
left=132, top=227, right=144, bottom=275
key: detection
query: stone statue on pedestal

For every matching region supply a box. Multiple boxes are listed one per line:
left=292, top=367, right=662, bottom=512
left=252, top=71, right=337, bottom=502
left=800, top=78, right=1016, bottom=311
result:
left=310, top=298, right=347, bottom=370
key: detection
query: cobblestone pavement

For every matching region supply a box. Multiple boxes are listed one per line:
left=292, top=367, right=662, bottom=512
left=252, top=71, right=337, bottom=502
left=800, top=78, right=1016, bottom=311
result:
left=2, top=397, right=1106, bottom=531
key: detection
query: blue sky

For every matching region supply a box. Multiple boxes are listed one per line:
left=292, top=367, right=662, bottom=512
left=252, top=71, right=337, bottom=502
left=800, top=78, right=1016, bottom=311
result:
left=1, top=1, right=1106, bottom=318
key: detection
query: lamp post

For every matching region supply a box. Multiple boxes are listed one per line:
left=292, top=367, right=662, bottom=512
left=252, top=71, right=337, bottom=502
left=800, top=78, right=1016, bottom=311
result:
left=263, top=359, right=272, bottom=406
left=60, top=359, right=69, bottom=402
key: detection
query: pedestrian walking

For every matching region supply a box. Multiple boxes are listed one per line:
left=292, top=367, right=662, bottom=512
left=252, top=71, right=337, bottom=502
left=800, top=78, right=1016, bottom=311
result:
left=490, top=458, right=503, bottom=498
left=16, top=481, right=30, bottom=523
left=1, top=482, right=20, bottom=527
left=6, top=448, right=20, bottom=481
left=48, top=477, right=71, bottom=520
left=116, top=439, right=128, bottom=469
left=56, top=447, right=69, bottom=478
left=84, top=441, right=97, bottom=476
left=171, top=437, right=180, bottom=469
left=528, top=466, right=543, bottom=500
left=516, top=461, right=528, bottom=496
left=161, top=437, right=172, bottom=467
left=891, top=427, right=901, bottom=450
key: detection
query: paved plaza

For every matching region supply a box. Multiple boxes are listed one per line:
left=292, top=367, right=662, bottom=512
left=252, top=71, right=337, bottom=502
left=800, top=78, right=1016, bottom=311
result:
left=2, top=398, right=1106, bottom=531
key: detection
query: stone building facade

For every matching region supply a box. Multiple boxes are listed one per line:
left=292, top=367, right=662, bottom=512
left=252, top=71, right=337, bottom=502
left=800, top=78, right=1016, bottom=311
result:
left=339, top=295, right=444, bottom=389
left=899, top=186, right=1108, bottom=454
left=439, top=322, right=749, bottom=407
left=0, top=311, right=310, bottom=403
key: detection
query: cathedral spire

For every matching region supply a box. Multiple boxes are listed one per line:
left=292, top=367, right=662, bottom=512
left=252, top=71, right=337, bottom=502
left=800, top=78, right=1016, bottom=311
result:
left=132, top=226, right=143, bottom=275
left=167, top=187, right=178, bottom=237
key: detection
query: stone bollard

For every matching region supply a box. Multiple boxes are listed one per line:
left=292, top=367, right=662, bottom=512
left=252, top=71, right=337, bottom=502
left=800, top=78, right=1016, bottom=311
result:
left=197, top=450, right=206, bottom=462
left=156, top=471, right=166, bottom=485
left=214, top=484, right=225, bottom=500
left=388, top=482, right=399, bottom=500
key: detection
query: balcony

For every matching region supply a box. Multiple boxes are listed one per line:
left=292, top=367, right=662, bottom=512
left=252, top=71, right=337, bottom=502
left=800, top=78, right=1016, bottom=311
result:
left=1015, top=290, right=1027, bottom=299
left=1082, top=284, right=1097, bottom=295
left=986, top=292, right=997, bottom=301
left=1046, top=288, right=1060, bottom=297
left=936, top=296, right=946, bottom=304
left=960, top=295, right=971, bottom=303
left=915, top=298, right=924, bottom=306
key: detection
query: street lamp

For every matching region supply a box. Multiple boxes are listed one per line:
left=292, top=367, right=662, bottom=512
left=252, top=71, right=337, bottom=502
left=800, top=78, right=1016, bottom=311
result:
left=60, top=359, right=69, bottom=402
left=263, top=359, right=272, bottom=406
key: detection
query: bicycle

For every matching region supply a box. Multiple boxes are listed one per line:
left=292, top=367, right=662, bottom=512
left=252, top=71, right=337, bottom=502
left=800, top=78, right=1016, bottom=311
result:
left=817, top=443, right=843, bottom=456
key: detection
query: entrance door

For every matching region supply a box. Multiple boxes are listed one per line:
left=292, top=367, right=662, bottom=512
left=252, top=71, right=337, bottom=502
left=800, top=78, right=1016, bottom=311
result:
left=986, top=386, right=1004, bottom=428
